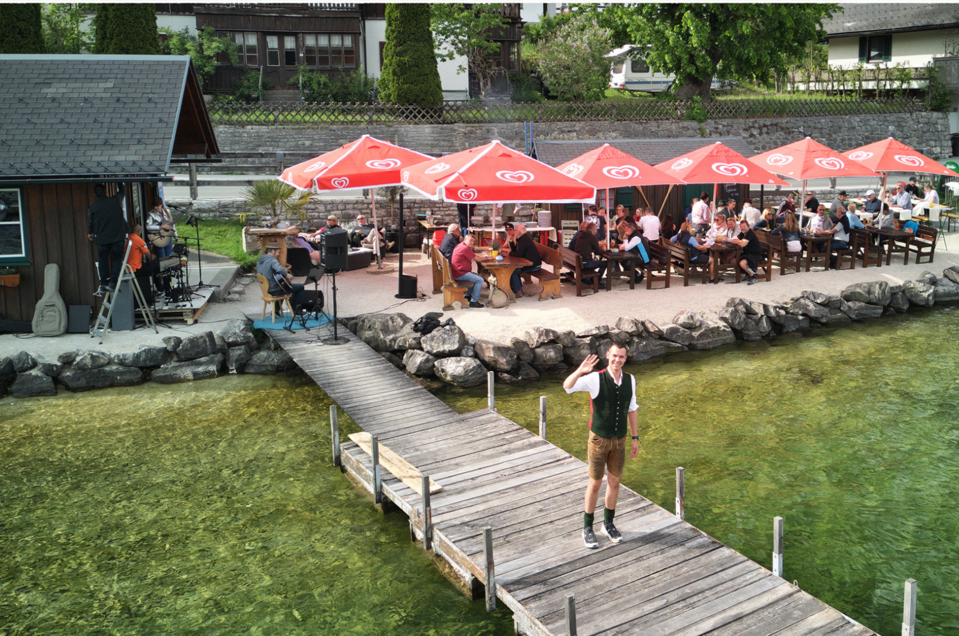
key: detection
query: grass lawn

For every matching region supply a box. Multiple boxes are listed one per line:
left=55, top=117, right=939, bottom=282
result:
left=175, top=217, right=259, bottom=270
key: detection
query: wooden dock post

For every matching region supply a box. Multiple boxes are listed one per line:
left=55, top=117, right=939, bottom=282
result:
left=487, top=371, right=495, bottom=412
left=902, top=578, right=917, bottom=636
left=565, top=594, right=577, bottom=636
left=483, top=527, right=495, bottom=611
left=422, top=474, right=432, bottom=551
left=371, top=435, right=382, bottom=504
left=675, top=467, right=685, bottom=520
left=773, top=516, right=784, bottom=578
left=330, top=405, right=340, bottom=467
left=539, top=396, right=547, bottom=439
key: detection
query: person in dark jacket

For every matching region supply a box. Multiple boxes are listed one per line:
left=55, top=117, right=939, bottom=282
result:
left=504, top=223, right=542, bottom=296
left=439, top=223, right=462, bottom=262
left=732, top=219, right=764, bottom=285
left=87, top=183, right=128, bottom=295
left=573, top=221, right=607, bottom=285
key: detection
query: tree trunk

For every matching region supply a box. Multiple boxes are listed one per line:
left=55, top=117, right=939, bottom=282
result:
left=673, top=77, right=713, bottom=102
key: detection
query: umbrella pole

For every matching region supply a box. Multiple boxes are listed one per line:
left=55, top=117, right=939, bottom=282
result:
left=657, top=184, right=674, bottom=219
left=371, top=195, right=382, bottom=269
left=712, top=183, right=718, bottom=222
left=880, top=172, right=889, bottom=215
left=800, top=179, right=808, bottom=229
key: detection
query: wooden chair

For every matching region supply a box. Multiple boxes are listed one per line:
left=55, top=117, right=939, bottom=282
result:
left=832, top=235, right=857, bottom=271
left=851, top=229, right=883, bottom=268
left=750, top=243, right=775, bottom=282
left=908, top=225, right=938, bottom=265
left=642, top=243, right=671, bottom=289
left=757, top=231, right=801, bottom=276
left=887, top=220, right=913, bottom=265
left=430, top=245, right=444, bottom=294
left=256, top=273, right=294, bottom=323
left=557, top=244, right=600, bottom=296
left=433, top=246, right=468, bottom=310
left=521, top=243, right=563, bottom=301
left=666, top=241, right=709, bottom=286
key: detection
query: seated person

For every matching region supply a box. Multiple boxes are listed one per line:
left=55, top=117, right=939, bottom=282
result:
left=503, top=223, right=542, bottom=296
left=573, top=220, right=608, bottom=285
left=819, top=206, right=852, bottom=269
left=671, top=221, right=711, bottom=274
left=257, top=245, right=304, bottom=313
left=286, top=230, right=322, bottom=266
left=846, top=202, right=865, bottom=229
left=874, top=206, right=895, bottom=230
left=304, top=215, right=342, bottom=244
left=753, top=208, right=775, bottom=231
left=862, top=189, right=882, bottom=215
left=618, top=221, right=649, bottom=285
left=924, top=183, right=940, bottom=205
left=731, top=219, right=764, bottom=285
left=770, top=211, right=802, bottom=253
left=808, top=205, right=834, bottom=235
left=704, top=214, right=728, bottom=246
left=439, top=223, right=462, bottom=262
left=350, top=214, right=391, bottom=253
left=636, top=208, right=661, bottom=242
left=450, top=233, right=486, bottom=308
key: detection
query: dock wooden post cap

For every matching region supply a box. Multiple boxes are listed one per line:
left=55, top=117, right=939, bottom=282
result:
left=902, top=578, right=917, bottom=636
left=483, top=527, right=495, bottom=612
left=773, top=516, right=784, bottom=578
left=675, top=467, right=685, bottom=520
left=565, top=594, right=577, bottom=636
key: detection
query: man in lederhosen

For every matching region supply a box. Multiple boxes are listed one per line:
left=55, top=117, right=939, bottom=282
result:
left=563, top=343, right=639, bottom=548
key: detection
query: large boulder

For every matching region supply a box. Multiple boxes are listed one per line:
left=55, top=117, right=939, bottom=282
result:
left=943, top=265, right=959, bottom=286
left=392, top=324, right=423, bottom=351
left=842, top=300, right=884, bottom=320
left=627, top=338, right=678, bottom=362
left=421, top=324, right=466, bottom=357
left=672, top=310, right=703, bottom=330
left=176, top=332, right=219, bottom=362
left=354, top=313, right=413, bottom=352
left=737, top=317, right=764, bottom=341
left=58, top=364, right=144, bottom=391
left=888, top=291, right=910, bottom=313
left=517, top=362, right=539, bottom=381
left=661, top=323, right=693, bottom=346
left=821, top=308, right=852, bottom=324
left=615, top=316, right=644, bottom=336
left=242, top=350, right=295, bottom=375
left=934, top=277, right=959, bottom=303
left=791, top=298, right=831, bottom=322
left=57, top=351, right=79, bottom=365
left=917, top=271, right=938, bottom=286
left=403, top=350, right=437, bottom=376
left=511, top=338, right=534, bottom=364
left=36, top=357, right=63, bottom=378
left=750, top=301, right=786, bottom=325
left=754, top=315, right=773, bottom=336
left=227, top=346, right=252, bottom=372
left=577, top=324, right=609, bottom=338
left=564, top=337, right=597, bottom=366
left=688, top=322, right=736, bottom=350
left=554, top=330, right=578, bottom=348
left=726, top=297, right=755, bottom=315
left=162, top=336, right=182, bottom=352
left=525, top=326, right=559, bottom=349
left=11, top=370, right=57, bottom=398
left=841, top=281, right=891, bottom=307
left=217, top=319, right=257, bottom=348
left=151, top=353, right=225, bottom=383
left=901, top=280, right=935, bottom=307
left=718, top=306, right=746, bottom=332
left=473, top=340, right=517, bottom=372
left=801, top=290, right=840, bottom=308
left=531, top=344, right=564, bottom=369
left=113, top=346, right=171, bottom=368
left=12, top=351, right=37, bottom=373
left=778, top=314, right=809, bottom=334
left=607, top=329, right=631, bottom=346
left=642, top=320, right=663, bottom=337
left=73, top=350, right=112, bottom=370
left=433, top=357, right=487, bottom=387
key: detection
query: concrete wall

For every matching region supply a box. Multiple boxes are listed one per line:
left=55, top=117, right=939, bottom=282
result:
left=830, top=31, right=951, bottom=69
left=214, top=110, right=952, bottom=160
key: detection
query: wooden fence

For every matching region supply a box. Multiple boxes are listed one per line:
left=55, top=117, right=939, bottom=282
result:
left=207, top=96, right=926, bottom=126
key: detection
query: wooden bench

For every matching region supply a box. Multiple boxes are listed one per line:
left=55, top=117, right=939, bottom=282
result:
left=831, top=233, right=857, bottom=271
left=520, top=243, right=562, bottom=301
left=749, top=241, right=774, bottom=282
left=557, top=244, right=600, bottom=296
left=851, top=228, right=883, bottom=268
left=431, top=246, right=468, bottom=309
left=908, top=225, right=938, bottom=264
left=430, top=245, right=444, bottom=294
left=756, top=231, right=801, bottom=276
left=666, top=240, right=708, bottom=286
left=642, top=243, right=671, bottom=289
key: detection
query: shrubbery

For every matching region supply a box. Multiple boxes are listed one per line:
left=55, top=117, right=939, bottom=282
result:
left=287, top=67, right=376, bottom=104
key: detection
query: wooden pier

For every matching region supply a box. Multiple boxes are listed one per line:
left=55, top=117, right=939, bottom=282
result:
left=270, top=328, right=877, bottom=636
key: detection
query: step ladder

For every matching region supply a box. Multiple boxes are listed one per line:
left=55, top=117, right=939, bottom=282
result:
left=91, top=239, right=158, bottom=344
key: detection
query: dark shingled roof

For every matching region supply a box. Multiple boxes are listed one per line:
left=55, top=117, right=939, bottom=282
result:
left=534, top=137, right=758, bottom=169
left=822, top=4, right=959, bottom=37
left=0, top=55, right=201, bottom=180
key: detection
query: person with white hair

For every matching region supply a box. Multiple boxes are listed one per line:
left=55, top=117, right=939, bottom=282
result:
left=439, top=223, right=461, bottom=262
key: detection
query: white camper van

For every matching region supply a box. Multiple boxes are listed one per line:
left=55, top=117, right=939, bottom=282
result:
left=607, top=45, right=731, bottom=94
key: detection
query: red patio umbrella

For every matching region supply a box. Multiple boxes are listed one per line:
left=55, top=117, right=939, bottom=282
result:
left=752, top=137, right=877, bottom=223
left=843, top=138, right=959, bottom=213
left=278, top=135, right=433, bottom=265
left=556, top=143, right=685, bottom=220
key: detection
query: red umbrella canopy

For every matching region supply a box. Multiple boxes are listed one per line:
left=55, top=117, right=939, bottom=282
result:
left=556, top=143, right=684, bottom=188
left=401, top=140, right=596, bottom=204
left=751, top=137, right=877, bottom=179
left=278, top=134, right=433, bottom=191
left=654, top=142, right=790, bottom=186
left=843, top=137, right=959, bottom=176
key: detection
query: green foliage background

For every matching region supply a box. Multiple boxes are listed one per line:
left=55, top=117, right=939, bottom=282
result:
left=159, top=26, right=237, bottom=88
left=379, top=4, right=443, bottom=107
left=0, top=4, right=45, bottom=54
left=92, top=3, right=159, bottom=55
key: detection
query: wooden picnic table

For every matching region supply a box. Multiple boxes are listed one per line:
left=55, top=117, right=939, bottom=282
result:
left=799, top=232, right=832, bottom=271
left=247, top=227, right=297, bottom=267
left=866, top=227, right=914, bottom=265
left=706, top=242, right=741, bottom=284
left=604, top=251, right=644, bottom=291
left=475, top=253, right=533, bottom=302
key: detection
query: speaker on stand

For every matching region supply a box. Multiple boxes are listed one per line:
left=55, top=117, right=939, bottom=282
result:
left=320, top=228, right=349, bottom=345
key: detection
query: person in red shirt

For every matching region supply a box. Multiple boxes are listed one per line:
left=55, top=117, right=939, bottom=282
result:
left=451, top=233, right=485, bottom=308
left=128, top=224, right=159, bottom=306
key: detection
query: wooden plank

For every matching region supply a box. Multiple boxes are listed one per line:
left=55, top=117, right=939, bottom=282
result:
left=705, top=592, right=830, bottom=636
left=770, top=610, right=848, bottom=636
left=432, top=444, right=568, bottom=483
left=348, top=432, right=442, bottom=495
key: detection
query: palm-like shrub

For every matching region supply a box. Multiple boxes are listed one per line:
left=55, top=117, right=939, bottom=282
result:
left=243, top=181, right=312, bottom=223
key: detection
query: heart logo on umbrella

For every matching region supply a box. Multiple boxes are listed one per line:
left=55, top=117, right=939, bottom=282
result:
left=402, top=171, right=409, bottom=182
left=425, top=163, right=450, bottom=175
left=766, top=154, right=793, bottom=166
left=895, top=154, right=924, bottom=167
left=458, top=188, right=478, bottom=201
left=712, top=163, right=748, bottom=177
left=671, top=158, right=693, bottom=171
left=602, top=165, right=640, bottom=180
left=814, top=157, right=845, bottom=170
left=366, top=158, right=401, bottom=170
left=849, top=151, right=873, bottom=161
left=562, top=164, right=584, bottom=177
left=331, top=177, right=350, bottom=188
left=304, top=161, right=326, bottom=173
left=496, top=170, right=535, bottom=184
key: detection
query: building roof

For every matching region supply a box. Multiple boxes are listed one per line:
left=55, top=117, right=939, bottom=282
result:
left=534, top=137, right=758, bottom=169
left=822, top=4, right=959, bottom=38
left=0, top=55, right=218, bottom=183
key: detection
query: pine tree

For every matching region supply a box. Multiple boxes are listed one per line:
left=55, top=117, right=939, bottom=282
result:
left=0, top=4, right=45, bottom=54
left=379, top=4, right=443, bottom=107
left=93, top=3, right=159, bottom=55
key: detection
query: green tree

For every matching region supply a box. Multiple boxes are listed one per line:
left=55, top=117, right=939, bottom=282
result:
left=0, top=4, right=45, bottom=54
left=537, top=16, right=612, bottom=102
left=431, top=3, right=510, bottom=97
left=244, top=181, right=313, bottom=223
left=379, top=4, right=443, bottom=107
left=607, top=3, right=837, bottom=100
left=159, top=26, right=237, bottom=88
left=42, top=3, right=91, bottom=54
left=92, top=3, right=159, bottom=55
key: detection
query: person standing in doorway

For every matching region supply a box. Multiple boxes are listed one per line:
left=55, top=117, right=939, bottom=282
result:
left=87, top=183, right=128, bottom=295
left=563, top=344, right=639, bottom=549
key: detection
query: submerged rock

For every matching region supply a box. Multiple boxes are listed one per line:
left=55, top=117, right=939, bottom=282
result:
left=11, top=370, right=57, bottom=398
left=473, top=340, right=517, bottom=372
left=59, top=364, right=144, bottom=391
left=433, top=357, right=487, bottom=387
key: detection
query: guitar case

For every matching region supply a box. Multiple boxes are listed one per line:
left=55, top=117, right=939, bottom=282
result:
left=32, top=263, right=68, bottom=336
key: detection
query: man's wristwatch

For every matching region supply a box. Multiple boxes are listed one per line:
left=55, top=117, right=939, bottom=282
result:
left=631, top=435, right=639, bottom=440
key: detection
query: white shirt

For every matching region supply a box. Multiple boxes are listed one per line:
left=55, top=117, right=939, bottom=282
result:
left=741, top=204, right=762, bottom=228
left=925, top=190, right=940, bottom=205
left=691, top=200, right=711, bottom=225
left=636, top=215, right=661, bottom=241
left=565, top=369, right=639, bottom=413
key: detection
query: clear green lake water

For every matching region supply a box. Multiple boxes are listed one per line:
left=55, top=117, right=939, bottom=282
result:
left=2, top=306, right=958, bottom=635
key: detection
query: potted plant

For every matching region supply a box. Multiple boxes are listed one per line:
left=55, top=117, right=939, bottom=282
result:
left=0, top=266, right=20, bottom=287
left=488, top=239, right=502, bottom=258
